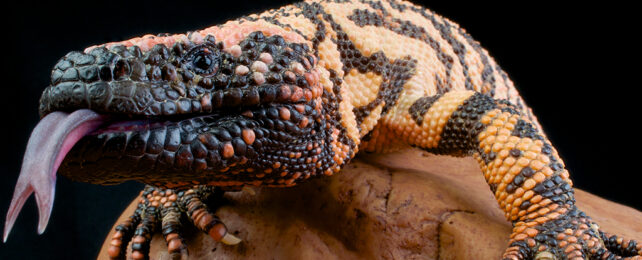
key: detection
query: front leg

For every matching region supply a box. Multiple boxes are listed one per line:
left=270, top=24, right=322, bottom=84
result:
left=369, top=90, right=641, bottom=259
left=102, top=103, right=338, bottom=259
left=107, top=185, right=240, bottom=260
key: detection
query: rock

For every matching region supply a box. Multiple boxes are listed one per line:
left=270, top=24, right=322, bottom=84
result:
left=99, top=149, right=642, bottom=259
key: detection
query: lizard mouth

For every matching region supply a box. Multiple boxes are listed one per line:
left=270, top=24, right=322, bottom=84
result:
left=3, top=109, right=202, bottom=242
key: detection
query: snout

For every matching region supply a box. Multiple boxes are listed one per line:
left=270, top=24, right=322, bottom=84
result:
left=39, top=46, right=150, bottom=117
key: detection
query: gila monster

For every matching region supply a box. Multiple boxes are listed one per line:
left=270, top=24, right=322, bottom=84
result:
left=4, top=0, right=641, bottom=259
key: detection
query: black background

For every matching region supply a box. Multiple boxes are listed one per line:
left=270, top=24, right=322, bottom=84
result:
left=1, top=1, right=640, bottom=259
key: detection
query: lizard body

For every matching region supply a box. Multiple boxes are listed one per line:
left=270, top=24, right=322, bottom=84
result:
left=4, top=0, right=641, bottom=259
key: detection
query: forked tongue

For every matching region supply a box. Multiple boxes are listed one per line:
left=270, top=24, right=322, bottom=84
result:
left=4, top=109, right=106, bottom=242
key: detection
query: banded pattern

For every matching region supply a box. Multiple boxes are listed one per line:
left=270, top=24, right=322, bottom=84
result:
left=97, top=1, right=639, bottom=258
left=7, top=1, right=640, bottom=260
left=383, top=89, right=639, bottom=259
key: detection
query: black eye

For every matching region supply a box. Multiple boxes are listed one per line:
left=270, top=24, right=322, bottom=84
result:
left=193, top=54, right=212, bottom=70
left=185, top=45, right=219, bottom=76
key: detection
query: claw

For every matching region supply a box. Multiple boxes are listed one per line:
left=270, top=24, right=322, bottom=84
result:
left=181, top=187, right=242, bottom=246
left=4, top=109, right=106, bottom=242
left=221, top=232, right=242, bottom=245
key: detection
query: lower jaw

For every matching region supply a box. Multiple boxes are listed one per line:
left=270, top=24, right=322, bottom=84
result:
left=58, top=114, right=220, bottom=184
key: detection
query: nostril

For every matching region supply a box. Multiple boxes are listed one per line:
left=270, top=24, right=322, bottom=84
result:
left=113, top=59, right=131, bottom=80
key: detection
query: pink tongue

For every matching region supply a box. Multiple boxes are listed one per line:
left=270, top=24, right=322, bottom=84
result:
left=3, top=109, right=106, bottom=242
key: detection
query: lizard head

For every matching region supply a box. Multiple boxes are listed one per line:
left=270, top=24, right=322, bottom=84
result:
left=39, top=31, right=319, bottom=119
left=5, top=24, right=325, bottom=241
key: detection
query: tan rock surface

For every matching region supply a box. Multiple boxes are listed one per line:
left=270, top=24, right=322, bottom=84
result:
left=98, top=149, right=642, bottom=259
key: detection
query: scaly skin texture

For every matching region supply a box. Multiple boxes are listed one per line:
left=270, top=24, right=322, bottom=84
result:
left=23, top=0, right=641, bottom=259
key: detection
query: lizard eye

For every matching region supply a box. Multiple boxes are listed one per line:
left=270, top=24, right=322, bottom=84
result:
left=194, top=54, right=212, bottom=71
left=185, top=45, right=219, bottom=76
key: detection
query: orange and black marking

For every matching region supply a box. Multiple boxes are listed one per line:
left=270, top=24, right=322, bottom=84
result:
left=400, top=90, right=641, bottom=259
left=8, top=0, right=639, bottom=260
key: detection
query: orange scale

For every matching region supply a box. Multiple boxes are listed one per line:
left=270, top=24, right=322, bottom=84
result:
left=525, top=221, right=539, bottom=228
left=533, top=139, right=545, bottom=147
left=512, top=198, right=523, bottom=208
left=539, top=198, right=552, bottom=207
left=497, top=166, right=510, bottom=177
left=486, top=126, right=499, bottom=136
left=513, top=233, right=528, bottom=240
left=480, top=115, right=493, bottom=125
left=522, top=179, right=536, bottom=190
left=529, top=160, right=545, bottom=171
left=492, top=143, right=505, bottom=153
left=497, top=149, right=510, bottom=159
left=526, top=204, right=541, bottom=215
left=515, top=158, right=530, bottom=168
left=497, top=113, right=510, bottom=122
left=523, top=151, right=539, bottom=160
left=525, top=228, right=538, bottom=237
left=512, top=187, right=525, bottom=197
left=541, top=167, right=554, bottom=177
left=536, top=154, right=551, bottom=163
left=535, top=216, right=549, bottom=224
left=532, top=172, right=547, bottom=183
left=503, top=122, right=515, bottom=131
left=564, top=245, right=577, bottom=254
left=497, top=183, right=508, bottom=194
left=558, top=240, right=568, bottom=248
left=507, top=136, right=521, bottom=144
left=496, top=135, right=509, bottom=144
left=530, top=195, right=543, bottom=204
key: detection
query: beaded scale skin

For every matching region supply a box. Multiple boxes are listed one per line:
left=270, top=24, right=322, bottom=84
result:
left=3, top=0, right=641, bottom=259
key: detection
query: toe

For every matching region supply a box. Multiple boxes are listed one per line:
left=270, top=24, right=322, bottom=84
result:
left=501, top=240, right=532, bottom=260
left=130, top=205, right=159, bottom=260
left=161, top=208, right=188, bottom=259
left=179, top=186, right=242, bottom=245
left=108, top=202, right=143, bottom=260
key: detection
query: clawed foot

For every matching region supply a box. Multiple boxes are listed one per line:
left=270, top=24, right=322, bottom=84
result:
left=502, top=205, right=641, bottom=260
left=107, top=185, right=241, bottom=260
